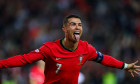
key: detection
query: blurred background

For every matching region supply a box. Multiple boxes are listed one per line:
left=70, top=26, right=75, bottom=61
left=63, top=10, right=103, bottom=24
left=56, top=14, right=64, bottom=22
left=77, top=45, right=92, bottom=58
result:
left=0, top=0, right=140, bottom=84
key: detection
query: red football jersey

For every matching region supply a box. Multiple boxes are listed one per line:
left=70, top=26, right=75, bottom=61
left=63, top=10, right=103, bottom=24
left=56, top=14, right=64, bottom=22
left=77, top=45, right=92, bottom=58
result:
left=0, top=39, right=124, bottom=84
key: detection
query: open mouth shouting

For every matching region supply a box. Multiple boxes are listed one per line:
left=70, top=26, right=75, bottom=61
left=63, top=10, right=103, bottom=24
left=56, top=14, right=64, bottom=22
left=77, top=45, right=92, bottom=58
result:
left=73, top=32, right=80, bottom=41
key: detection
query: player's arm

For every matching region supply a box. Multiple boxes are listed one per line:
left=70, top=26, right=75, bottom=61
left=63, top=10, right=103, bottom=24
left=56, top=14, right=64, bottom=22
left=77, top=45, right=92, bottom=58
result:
left=94, top=51, right=140, bottom=77
left=0, top=45, right=48, bottom=69
left=87, top=44, right=124, bottom=69
left=97, top=52, right=124, bottom=69
left=93, top=51, right=124, bottom=69
left=88, top=44, right=140, bottom=77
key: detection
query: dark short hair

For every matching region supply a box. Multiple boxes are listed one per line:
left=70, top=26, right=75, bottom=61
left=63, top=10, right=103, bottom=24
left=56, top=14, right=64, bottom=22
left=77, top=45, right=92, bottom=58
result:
left=63, top=14, right=81, bottom=26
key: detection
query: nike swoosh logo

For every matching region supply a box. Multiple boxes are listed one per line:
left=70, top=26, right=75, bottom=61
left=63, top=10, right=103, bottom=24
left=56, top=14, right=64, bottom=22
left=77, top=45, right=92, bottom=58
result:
left=56, top=58, right=61, bottom=60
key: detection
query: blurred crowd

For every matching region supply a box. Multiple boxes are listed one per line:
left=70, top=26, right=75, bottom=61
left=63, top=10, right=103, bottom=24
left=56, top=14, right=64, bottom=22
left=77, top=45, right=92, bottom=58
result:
left=0, top=0, right=140, bottom=84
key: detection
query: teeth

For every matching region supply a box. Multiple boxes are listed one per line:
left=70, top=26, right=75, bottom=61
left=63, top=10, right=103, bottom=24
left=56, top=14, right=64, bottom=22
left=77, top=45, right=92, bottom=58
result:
left=74, top=32, right=80, bottom=34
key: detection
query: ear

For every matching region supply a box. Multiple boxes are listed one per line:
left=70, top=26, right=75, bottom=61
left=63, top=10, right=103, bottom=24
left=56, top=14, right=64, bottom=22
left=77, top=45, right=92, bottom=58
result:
left=62, top=27, right=66, bottom=32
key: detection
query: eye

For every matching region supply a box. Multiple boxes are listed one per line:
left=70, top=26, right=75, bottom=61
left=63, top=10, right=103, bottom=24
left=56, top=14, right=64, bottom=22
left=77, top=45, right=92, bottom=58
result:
left=78, top=23, right=82, bottom=27
left=70, top=22, right=76, bottom=26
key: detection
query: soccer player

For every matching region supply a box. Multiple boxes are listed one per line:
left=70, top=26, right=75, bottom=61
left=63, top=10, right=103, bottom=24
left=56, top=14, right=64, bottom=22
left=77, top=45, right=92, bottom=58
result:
left=0, top=15, right=140, bottom=84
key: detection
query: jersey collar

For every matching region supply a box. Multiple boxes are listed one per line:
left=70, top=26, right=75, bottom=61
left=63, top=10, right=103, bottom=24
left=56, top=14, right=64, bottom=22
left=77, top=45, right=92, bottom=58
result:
left=60, top=39, right=78, bottom=52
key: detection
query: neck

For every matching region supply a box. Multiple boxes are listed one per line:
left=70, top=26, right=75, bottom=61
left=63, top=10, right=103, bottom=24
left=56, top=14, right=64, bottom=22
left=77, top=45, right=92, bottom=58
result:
left=62, top=38, right=79, bottom=51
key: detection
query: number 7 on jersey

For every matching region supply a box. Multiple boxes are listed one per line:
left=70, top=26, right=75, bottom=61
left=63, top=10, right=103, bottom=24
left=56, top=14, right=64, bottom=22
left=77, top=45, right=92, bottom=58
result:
left=56, top=63, right=62, bottom=73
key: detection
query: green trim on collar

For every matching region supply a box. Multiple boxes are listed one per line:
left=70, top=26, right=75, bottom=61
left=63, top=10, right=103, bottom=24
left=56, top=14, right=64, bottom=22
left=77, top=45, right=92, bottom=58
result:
left=60, top=39, right=78, bottom=52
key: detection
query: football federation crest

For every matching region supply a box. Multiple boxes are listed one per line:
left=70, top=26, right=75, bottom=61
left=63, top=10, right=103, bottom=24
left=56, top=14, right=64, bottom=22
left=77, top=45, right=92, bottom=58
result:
left=78, top=55, right=83, bottom=65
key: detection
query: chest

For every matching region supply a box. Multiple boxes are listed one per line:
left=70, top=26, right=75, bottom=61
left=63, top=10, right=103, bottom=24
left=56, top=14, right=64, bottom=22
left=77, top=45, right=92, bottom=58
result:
left=46, top=54, right=88, bottom=74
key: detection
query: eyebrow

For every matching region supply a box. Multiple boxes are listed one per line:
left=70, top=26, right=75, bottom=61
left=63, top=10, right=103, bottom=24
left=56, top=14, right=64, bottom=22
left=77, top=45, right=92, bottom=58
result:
left=69, top=22, right=82, bottom=24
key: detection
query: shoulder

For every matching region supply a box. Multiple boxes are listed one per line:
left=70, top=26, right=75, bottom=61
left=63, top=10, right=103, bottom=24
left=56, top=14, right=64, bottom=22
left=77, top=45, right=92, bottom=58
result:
left=40, top=40, right=61, bottom=57
left=79, top=40, right=93, bottom=48
left=79, top=40, right=88, bottom=46
left=79, top=40, right=96, bottom=53
left=79, top=40, right=96, bottom=51
left=43, top=39, right=60, bottom=47
left=39, top=39, right=61, bottom=53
